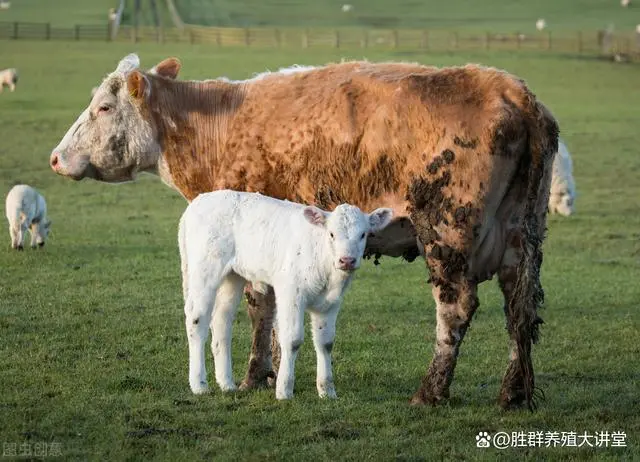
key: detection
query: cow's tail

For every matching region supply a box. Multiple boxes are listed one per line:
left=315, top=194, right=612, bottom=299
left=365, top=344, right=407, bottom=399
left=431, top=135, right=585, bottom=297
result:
left=508, top=92, right=559, bottom=411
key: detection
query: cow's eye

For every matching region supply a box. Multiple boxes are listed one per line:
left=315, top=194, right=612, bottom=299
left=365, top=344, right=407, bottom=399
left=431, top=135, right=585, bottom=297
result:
left=329, top=232, right=334, bottom=239
left=98, top=105, right=112, bottom=114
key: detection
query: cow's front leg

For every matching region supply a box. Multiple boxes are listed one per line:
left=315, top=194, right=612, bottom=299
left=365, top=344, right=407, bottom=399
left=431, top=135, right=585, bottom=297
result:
left=239, top=283, right=277, bottom=390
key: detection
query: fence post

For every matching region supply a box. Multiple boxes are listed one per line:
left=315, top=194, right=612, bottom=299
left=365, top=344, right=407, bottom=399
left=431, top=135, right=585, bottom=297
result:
left=547, top=31, right=552, bottom=50
left=485, top=31, right=490, bottom=50
left=274, top=28, right=281, bottom=47
left=45, top=22, right=51, bottom=40
left=302, top=29, right=309, bottom=48
left=421, top=30, right=429, bottom=50
left=75, top=25, right=80, bottom=41
left=12, top=21, right=18, bottom=39
left=334, top=29, right=340, bottom=48
left=391, top=29, right=398, bottom=48
left=361, top=29, right=368, bottom=48
left=577, top=31, right=582, bottom=54
left=516, top=32, right=521, bottom=50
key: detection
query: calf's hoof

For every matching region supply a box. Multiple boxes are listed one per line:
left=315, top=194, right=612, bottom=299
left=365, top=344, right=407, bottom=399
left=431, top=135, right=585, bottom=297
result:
left=190, top=381, right=209, bottom=395
left=318, top=389, right=337, bottom=399
left=218, top=381, right=238, bottom=393
left=275, top=390, right=293, bottom=400
left=38, top=242, right=45, bottom=248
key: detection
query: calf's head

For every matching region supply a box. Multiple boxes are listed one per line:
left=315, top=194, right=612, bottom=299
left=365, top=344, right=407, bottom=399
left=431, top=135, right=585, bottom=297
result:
left=303, top=204, right=393, bottom=272
left=549, top=189, right=575, bottom=217
left=50, top=53, right=181, bottom=183
left=33, top=218, right=51, bottom=246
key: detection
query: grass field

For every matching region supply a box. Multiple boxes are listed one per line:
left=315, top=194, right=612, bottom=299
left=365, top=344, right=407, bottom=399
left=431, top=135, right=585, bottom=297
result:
left=0, top=39, right=639, bottom=460
left=172, top=0, right=640, bottom=32
left=0, top=0, right=115, bottom=26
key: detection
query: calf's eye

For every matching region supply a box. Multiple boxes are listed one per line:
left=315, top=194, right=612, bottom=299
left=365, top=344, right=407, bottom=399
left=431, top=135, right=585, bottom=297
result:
left=98, top=105, right=112, bottom=114
left=329, top=232, right=334, bottom=239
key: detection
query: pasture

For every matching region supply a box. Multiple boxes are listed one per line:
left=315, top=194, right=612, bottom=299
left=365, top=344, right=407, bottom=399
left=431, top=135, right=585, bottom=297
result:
left=172, top=0, right=640, bottom=31
left=0, top=40, right=639, bottom=460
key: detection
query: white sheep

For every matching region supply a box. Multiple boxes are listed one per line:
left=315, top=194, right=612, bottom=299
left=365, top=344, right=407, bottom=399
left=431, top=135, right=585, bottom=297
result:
left=178, top=190, right=393, bottom=400
left=5, top=185, right=51, bottom=250
left=548, top=139, right=576, bottom=217
left=0, top=68, right=18, bottom=92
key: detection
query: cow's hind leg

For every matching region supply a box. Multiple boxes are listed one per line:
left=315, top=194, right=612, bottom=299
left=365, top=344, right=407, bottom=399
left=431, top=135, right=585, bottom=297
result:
left=239, top=283, right=277, bottom=390
left=411, top=272, right=479, bottom=405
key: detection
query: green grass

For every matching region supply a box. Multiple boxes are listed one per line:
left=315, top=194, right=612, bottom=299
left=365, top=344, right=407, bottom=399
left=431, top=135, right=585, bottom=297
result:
left=0, top=0, right=117, bottom=26
left=173, top=0, right=640, bottom=32
left=1, top=41, right=639, bottom=461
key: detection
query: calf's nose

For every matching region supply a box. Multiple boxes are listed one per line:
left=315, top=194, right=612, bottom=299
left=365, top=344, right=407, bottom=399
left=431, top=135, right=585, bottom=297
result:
left=339, top=256, right=356, bottom=267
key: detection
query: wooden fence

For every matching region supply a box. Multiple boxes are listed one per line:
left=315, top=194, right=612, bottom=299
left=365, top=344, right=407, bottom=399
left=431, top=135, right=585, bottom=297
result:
left=1, top=20, right=639, bottom=60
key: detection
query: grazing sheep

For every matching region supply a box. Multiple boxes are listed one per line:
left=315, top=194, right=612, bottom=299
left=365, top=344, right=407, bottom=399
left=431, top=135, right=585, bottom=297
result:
left=5, top=185, right=51, bottom=250
left=179, top=190, right=393, bottom=399
left=548, top=139, right=576, bottom=217
left=536, top=19, right=547, bottom=31
left=0, top=68, right=18, bottom=92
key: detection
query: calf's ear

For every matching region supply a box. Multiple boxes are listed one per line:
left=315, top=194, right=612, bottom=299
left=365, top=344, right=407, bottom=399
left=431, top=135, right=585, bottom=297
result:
left=368, top=208, right=393, bottom=232
left=303, top=206, right=327, bottom=227
left=127, top=70, right=148, bottom=100
left=152, top=57, right=181, bottom=80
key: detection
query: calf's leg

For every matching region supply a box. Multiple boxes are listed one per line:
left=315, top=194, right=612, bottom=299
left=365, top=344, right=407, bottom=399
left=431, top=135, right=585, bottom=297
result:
left=210, top=272, right=245, bottom=392
left=274, top=291, right=305, bottom=400
left=184, top=262, right=226, bottom=394
left=310, top=305, right=340, bottom=399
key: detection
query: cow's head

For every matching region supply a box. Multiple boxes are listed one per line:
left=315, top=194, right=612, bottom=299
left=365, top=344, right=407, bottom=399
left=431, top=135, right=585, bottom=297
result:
left=50, top=53, right=181, bottom=183
left=303, top=204, right=393, bottom=272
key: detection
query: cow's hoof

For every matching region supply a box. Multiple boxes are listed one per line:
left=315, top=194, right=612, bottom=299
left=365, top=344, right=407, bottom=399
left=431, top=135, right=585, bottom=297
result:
left=409, top=388, right=448, bottom=406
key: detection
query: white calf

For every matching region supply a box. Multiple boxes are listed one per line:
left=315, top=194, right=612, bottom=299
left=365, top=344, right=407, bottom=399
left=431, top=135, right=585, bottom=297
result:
left=548, top=139, right=576, bottom=217
left=0, top=68, right=18, bottom=92
left=5, top=185, right=51, bottom=249
left=178, top=190, right=393, bottom=400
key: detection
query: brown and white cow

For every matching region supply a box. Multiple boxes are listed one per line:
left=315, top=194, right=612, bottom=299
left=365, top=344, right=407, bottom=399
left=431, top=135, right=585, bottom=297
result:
left=50, top=54, right=558, bottom=410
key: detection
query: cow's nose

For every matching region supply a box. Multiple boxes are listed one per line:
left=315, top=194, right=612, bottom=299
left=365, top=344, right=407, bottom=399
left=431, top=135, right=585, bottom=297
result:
left=339, top=257, right=356, bottom=267
left=50, top=152, right=60, bottom=170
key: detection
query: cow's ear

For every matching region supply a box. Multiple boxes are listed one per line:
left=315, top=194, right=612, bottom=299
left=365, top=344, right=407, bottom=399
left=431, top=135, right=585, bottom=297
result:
left=152, top=57, right=181, bottom=80
left=303, top=206, right=327, bottom=227
left=127, top=70, right=147, bottom=100
left=368, top=208, right=393, bottom=232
